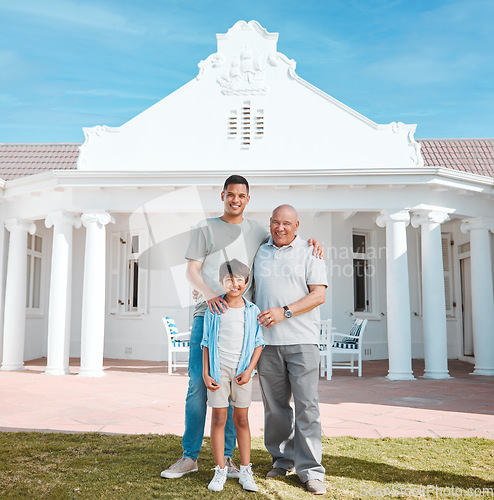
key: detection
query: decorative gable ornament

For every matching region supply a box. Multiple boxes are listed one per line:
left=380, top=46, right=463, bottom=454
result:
left=196, top=20, right=297, bottom=95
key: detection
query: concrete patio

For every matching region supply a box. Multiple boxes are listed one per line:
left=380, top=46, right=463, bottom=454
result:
left=0, top=358, right=493, bottom=439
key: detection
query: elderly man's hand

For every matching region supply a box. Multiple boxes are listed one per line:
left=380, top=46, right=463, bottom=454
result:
left=258, top=307, right=285, bottom=328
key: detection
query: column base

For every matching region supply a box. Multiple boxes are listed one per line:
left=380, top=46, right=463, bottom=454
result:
left=77, top=369, right=105, bottom=378
left=0, top=364, right=26, bottom=371
left=471, top=367, right=494, bottom=376
left=44, top=367, right=71, bottom=376
left=422, top=372, right=452, bottom=379
left=386, top=372, right=416, bottom=381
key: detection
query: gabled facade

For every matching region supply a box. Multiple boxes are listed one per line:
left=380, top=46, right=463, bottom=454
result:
left=0, top=21, right=493, bottom=379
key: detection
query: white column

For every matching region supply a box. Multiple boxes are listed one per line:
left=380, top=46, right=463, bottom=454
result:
left=79, top=212, right=113, bottom=377
left=1, top=219, right=36, bottom=371
left=411, top=210, right=451, bottom=379
left=376, top=210, right=415, bottom=380
left=461, top=217, right=494, bottom=376
left=44, top=212, right=82, bottom=375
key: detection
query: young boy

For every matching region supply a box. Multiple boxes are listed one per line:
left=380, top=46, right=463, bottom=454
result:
left=201, top=259, right=264, bottom=492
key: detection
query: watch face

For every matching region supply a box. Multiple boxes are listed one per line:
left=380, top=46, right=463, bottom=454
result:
left=285, top=309, right=292, bottom=318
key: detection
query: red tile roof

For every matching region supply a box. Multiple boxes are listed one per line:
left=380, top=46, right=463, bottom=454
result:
left=0, top=144, right=79, bottom=180
left=0, top=140, right=493, bottom=180
left=418, top=138, right=494, bottom=178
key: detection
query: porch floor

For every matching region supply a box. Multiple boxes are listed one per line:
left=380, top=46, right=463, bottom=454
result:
left=0, top=358, right=493, bottom=439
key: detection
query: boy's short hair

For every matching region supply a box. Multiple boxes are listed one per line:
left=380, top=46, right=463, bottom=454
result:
left=219, top=259, right=250, bottom=284
left=223, top=175, right=249, bottom=193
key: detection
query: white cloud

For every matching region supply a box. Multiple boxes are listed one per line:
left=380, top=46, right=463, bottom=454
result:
left=65, top=89, right=159, bottom=100
left=0, top=0, right=145, bottom=35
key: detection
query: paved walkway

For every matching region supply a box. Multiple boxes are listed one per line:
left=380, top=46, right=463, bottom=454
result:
left=0, top=358, right=493, bottom=439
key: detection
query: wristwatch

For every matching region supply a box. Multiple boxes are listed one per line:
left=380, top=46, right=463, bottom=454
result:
left=283, top=305, right=293, bottom=318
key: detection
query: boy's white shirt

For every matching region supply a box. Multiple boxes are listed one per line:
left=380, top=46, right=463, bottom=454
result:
left=218, top=306, right=245, bottom=369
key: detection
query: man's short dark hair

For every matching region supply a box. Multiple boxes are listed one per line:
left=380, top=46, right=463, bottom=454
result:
left=223, top=175, right=249, bottom=193
left=219, top=259, right=250, bottom=284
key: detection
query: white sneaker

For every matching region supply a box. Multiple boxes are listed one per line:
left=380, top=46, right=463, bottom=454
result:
left=208, top=465, right=228, bottom=492
left=239, top=464, right=258, bottom=492
left=225, top=456, right=240, bottom=478
left=160, top=456, right=198, bottom=478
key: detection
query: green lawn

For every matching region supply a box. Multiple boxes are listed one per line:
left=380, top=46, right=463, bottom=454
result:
left=0, top=433, right=493, bottom=499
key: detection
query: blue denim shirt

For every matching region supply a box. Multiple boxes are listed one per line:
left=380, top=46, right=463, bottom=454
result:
left=201, top=297, right=265, bottom=384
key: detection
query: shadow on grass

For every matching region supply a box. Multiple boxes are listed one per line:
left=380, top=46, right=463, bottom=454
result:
left=322, top=453, right=494, bottom=490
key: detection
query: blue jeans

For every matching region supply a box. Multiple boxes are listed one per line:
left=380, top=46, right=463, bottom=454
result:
left=182, top=315, right=237, bottom=460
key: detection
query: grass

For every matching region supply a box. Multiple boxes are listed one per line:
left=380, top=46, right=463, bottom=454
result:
left=0, top=433, right=493, bottom=499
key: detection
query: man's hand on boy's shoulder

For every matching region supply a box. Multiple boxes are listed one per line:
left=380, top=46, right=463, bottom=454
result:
left=203, top=374, right=220, bottom=391
left=207, top=295, right=229, bottom=314
left=307, top=238, right=324, bottom=259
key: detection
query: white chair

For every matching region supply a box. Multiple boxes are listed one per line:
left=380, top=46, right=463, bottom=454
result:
left=319, top=319, right=332, bottom=380
left=163, top=316, right=191, bottom=375
left=329, top=318, right=368, bottom=379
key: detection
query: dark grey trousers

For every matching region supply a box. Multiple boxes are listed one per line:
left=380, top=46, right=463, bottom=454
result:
left=257, top=344, right=325, bottom=483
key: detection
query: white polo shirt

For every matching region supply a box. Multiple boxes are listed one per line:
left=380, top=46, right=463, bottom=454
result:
left=253, top=235, right=328, bottom=346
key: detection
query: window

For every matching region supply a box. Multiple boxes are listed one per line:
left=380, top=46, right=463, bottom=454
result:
left=442, top=233, right=454, bottom=318
left=109, top=231, right=148, bottom=316
left=26, top=234, right=43, bottom=312
left=352, top=232, right=372, bottom=313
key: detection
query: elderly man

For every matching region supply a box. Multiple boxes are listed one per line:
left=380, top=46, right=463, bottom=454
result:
left=254, top=204, right=328, bottom=496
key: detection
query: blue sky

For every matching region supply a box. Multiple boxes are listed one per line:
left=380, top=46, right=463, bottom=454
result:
left=1, top=0, right=493, bottom=143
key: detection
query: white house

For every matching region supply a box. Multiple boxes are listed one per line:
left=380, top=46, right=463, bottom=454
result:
left=0, top=21, right=493, bottom=379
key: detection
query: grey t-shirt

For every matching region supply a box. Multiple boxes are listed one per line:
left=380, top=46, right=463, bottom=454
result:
left=185, top=217, right=269, bottom=317
left=253, top=235, right=328, bottom=345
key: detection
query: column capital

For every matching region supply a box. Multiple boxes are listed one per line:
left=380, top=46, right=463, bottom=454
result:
left=460, top=217, right=494, bottom=234
left=45, top=211, right=82, bottom=230
left=81, top=212, right=114, bottom=228
left=376, top=209, right=410, bottom=228
left=411, top=209, right=450, bottom=228
left=5, top=218, right=36, bottom=235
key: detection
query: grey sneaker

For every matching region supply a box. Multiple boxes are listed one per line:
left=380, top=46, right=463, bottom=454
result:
left=239, top=463, right=258, bottom=492
left=208, top=465, right=227, bottom=491
left=306, top=479, right=326, bottom=495
left=160, top=456, right=198, bottom=478
left=266, top=467, right=294, bottom=478
left=225, top=456, right=240, bottom=478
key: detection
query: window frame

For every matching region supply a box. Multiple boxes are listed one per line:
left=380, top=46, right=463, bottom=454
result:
left=26, top=233, right=44, bottom=317
left=109, top=230, right=148, bottom=318
left=352, top=229, right=379, bottom=319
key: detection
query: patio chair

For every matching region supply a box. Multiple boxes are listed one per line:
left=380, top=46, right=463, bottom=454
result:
left=163, top=316, right=191, bottom=375
left=329, top=318, right=368, bottom=379
left=319, top=319, right=333, bottom=380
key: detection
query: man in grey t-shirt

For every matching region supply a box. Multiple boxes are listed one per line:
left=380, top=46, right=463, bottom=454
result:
left=254, top=204, right=328, bottom=496
left=161, top=175, right=268, bottom=479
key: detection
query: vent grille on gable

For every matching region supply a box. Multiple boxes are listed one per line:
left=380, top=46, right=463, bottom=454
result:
left=227, top=102, right=264, bottom=149
left=228, top=111, right=238, bottom=138
left=242, top=102, right=251, bottom=148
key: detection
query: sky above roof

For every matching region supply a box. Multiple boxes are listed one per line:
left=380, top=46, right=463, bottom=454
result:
left=1, top=0, right=493, bottom=143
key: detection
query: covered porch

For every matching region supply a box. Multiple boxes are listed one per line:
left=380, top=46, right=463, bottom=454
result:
left=0, top=168, right=493, bottom=379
